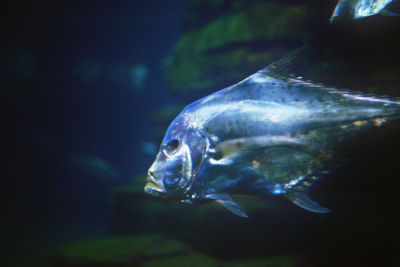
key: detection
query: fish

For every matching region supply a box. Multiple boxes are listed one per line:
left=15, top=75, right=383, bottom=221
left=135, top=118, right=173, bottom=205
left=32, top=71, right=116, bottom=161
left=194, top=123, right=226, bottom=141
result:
left=144, top=49, right=400, bottom=218
left=330, top=0, right=398, bottom=23
left=68, top=154, right=121, bottom=180
left=129, top=64, right=149, bottom=91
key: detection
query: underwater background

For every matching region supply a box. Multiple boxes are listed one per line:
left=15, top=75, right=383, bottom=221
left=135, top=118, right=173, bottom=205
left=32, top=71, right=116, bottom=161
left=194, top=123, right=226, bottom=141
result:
left=2, top=0, right=400, bottom=266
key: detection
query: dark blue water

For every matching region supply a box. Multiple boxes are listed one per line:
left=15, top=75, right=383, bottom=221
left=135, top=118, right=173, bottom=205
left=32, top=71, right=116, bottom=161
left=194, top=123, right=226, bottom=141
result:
left=2, top=1, right=184, bottom=265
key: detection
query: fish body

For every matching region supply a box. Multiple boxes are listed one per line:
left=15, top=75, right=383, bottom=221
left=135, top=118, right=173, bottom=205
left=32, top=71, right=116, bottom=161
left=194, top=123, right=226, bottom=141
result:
left=145, top=50, right=400, bottom=217
left=330, top=0, right=397, bottom=23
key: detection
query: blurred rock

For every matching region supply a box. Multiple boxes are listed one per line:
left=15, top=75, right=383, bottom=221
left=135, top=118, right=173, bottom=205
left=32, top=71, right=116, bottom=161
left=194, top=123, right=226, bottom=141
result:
left=165, top=0, right=400, bottom=102
left=109, top=176, right=325, bottom=260
left=147, top=105, right=185, bottom=143
left=50, top=233, right=296, bottom=267
left=50, top=234, right=192, bottom=266
left=166, top=0, right=312, bottom=101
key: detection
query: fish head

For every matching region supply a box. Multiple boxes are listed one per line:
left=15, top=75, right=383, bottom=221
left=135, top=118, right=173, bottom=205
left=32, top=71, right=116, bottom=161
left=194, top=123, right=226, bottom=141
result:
left=145, top=121, right=209, bottom=199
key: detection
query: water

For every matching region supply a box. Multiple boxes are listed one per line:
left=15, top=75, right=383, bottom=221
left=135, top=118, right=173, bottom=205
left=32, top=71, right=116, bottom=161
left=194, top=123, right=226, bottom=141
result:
left=2, top=1, right=184, bottom=265
left=2, top=1, right=400, bottom=266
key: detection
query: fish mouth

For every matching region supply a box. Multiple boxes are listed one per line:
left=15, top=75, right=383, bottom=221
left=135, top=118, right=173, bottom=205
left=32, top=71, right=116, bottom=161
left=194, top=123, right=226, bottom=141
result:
left=144, top=176, right=166, bottom=197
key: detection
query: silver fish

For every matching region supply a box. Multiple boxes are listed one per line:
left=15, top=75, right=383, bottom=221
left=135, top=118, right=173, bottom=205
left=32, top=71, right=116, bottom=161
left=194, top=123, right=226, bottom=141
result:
left=144, top=49, right=400, bottom=217
left=330, top=0, right=397, bottom=23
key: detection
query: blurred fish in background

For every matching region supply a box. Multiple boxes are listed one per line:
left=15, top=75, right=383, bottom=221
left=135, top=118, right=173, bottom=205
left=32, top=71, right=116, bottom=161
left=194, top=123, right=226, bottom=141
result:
left=72, top=59, right=102, bottom=82
left=73, top=60, right=149, bottom=92
left=129, top=64, right=149, bottom=91
left=66, top=154, right=121, bottom=181
left=140, top=141, right=158, bottom=156
left=330, top=0, right=399, bottom=22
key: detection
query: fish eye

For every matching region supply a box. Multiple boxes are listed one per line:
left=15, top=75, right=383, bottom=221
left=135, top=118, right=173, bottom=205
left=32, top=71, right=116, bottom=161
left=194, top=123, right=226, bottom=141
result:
left=164, top=139, right=180, bottom=155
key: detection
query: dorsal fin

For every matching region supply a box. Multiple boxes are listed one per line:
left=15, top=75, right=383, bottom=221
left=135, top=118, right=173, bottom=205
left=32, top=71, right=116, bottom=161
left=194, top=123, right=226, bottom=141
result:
left=259, top=46, right=310, bottom=79
left=256, top=47, right=400, bottom=105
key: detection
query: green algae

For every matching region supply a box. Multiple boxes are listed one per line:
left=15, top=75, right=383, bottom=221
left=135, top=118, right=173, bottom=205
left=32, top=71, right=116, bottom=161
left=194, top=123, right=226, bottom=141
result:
left=177, top=2, right=309, bottom=52
left=142, top=252, right=218, bottom=267
left=143, top=253, right=295, bottom=267
left=167, top=2, right=311, bottom=95
left=112, top=175, right=147, bottom=195
left=54, top=234, right=191, bottom=265
left=53, top=233, right=296, bottom=266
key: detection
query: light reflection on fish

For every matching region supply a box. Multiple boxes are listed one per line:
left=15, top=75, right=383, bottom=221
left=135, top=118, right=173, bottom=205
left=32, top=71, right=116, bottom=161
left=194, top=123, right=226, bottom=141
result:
left=330, top=0, right=398, bottom=23
left=144, top=49, right=400, bottom=217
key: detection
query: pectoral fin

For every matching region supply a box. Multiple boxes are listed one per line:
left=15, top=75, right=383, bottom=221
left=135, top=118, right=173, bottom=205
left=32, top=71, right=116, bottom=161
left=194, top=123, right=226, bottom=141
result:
left=212, top=135, right=307, bottom=165
left=204, top=193, right=249, bottom=218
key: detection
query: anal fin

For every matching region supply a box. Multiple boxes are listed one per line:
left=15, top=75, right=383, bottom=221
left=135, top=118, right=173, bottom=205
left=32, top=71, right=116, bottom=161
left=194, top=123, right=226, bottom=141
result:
left=204, top=193, right=249, bottom=218
left=286, top=191, right=330, bottom=213
left=285, top=175, right=330, bottom=213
